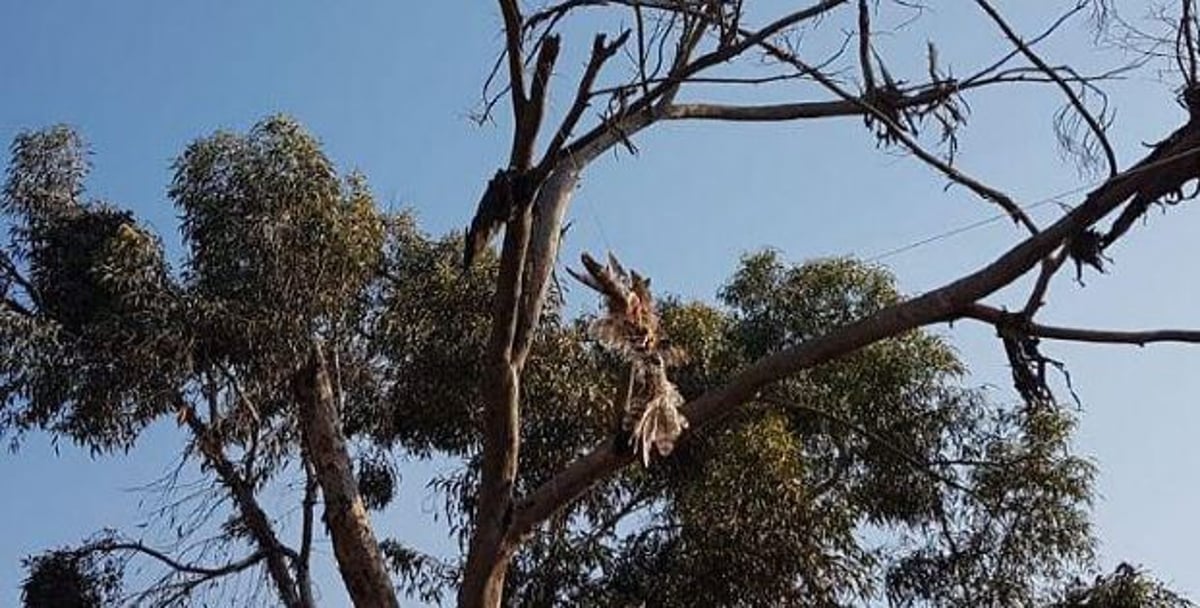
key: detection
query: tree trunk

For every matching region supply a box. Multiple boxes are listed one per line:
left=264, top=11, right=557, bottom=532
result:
left=458, top=531, right=518, bottom=608
left=294, top=344, right=399, bottom=608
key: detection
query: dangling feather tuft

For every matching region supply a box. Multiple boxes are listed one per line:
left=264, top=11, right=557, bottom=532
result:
left=570, top=251, right=689, bottom=466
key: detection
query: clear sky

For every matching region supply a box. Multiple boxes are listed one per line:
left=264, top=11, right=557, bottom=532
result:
left=1, top=1, right=1198, bottom=606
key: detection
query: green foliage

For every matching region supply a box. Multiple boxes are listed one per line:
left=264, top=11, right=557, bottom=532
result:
left=0, top=116, right=388, bottom=455
left=1052, top=563, right=1194, bottom=608
left=354, top=217, right=497, bottom=454
left=358, top=450, right=399, bottom=511
left=1, top=129, right=185, bottom=450
left=171, top=115, right=383, bottom=370
left=371, top=249, right=1101, bottom=607
left=1, top=121, right=1173, bottom=608
left=3, top=125, right=88, bottom=224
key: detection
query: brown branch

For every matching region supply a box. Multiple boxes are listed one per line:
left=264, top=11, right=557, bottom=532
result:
left=756, top=40, right=1041, bottom=233
left=1179, top=0, right=1198, bottom=86
left=655, top=64, right=1128, bottom=123
left=857, top=0, right=876, bottom=92
left=1022, top=246, right=1069, bottom=317
left=85, top=540, right=264, bottom=578
left=664, top=87, right=957, bottom=121
left=964, top=303, right=1200, bottom=346
left=296, top=460, right=318, bottom=608
left=960, top=2, right=1089, bottom=89
left=514, top=36, right=561, bottom=169
left=543, top=30, right=632, bottom=166
left=499, top=0, right=528, bottom=119
left=460, top=195, right=535, bottom=607
left=525, top=0, right=605, bottom=33
left=634, top=1, right=651, bottom=96
left=973, top=0, right=1118, bottom=177
left=510, top=115, right=1200, bottom=543
left=178, top=401, right=304, bottom=608
left=563, top=0, right=852, bottom=163
left=293, top=345, right=398, bottom=608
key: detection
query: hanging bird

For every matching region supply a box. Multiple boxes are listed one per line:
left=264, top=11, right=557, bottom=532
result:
left=626, top=359, right=689, bottom=466
left=569, top=251, right=688, bottom=465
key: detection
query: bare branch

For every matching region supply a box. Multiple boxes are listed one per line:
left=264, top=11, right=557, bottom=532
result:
left=510, top=115, right=1200, bottom=542
left=664, top=84, right=956, bottom=121
left=296, top=461, right=318, bottom=608
left=961, top=2, right=1089, bottom=89
left=964, top=303, right=1200, bottom=346
left=84, top=539, right=263, bottom=578
left=564, top=0, right=853, bottom=163
left=973, top=0, right=1119, bottom=177
left=1178, top=0, right=1198, bottom=86
left=755, top=40, right=1041, bottom=233
left=857, top=0, right=876, bottom=92
left=543, top=30, right=632, bottom=165
left=176, top=400, right=304, bottom=608
left=1022, top=246, right=1069, bottom=317
left=515, top=36, right=561, bottom=169
left=498, top=0, right=528, bottom=120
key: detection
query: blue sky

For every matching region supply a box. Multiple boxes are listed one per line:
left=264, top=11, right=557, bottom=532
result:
left=2, top=1, right=1198, bottom=605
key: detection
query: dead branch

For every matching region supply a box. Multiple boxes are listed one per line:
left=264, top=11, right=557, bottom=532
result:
left=965, top=303, right=1200, bottom=346
left=755, top=39, right=1040, bottom=233
left=544, top=30, right=632, bottom=165
left=84, top=539, right=264, bottom=578
left=509, top=113, right=1200, bottom=545
left=176, top=399, right=304, bottom=608
left=973, top=0, right=1119, bottom=177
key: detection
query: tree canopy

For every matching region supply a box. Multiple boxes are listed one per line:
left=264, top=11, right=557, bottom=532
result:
left=4, top=1, right=1200, bottom=607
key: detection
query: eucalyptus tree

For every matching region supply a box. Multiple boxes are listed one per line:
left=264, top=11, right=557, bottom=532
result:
left=4, top=1, right=1200, bottom=607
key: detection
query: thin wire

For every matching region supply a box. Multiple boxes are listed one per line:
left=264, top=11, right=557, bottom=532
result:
left=864, top=142, right=1200, bottom=262
left=865, top=190, right=1080, bottom=262
left=580, top=193, right=614, bottom=253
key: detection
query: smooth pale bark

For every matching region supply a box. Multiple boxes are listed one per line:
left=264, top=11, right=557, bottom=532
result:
left=458, top=166, right=580, bottom=608
left=294, top=345, right=399, bottom=608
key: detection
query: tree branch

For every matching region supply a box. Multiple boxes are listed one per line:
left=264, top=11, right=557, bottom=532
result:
left=296, top=460, right=318, bottom=608
left=498, top=0, right=528, bottom=120
left=543, top=30, right=631, bottom=166
left=973, top=0, right=1118, bottom=177
left=563, top=0, right=852, bottom=163
left=857, top=0, right=876, bottom=93
left=1022, top=246, right=1069, bottom=317
left=755, top=38, right=1040, bottom=233
left=513, top=35, right=561, bottom=169
left=177, top=400, right=304, bottom=608
left=963, top=303, right=1200, bottom=346
left=510, top=114, right=1200, bottom=543
left=85, top=539, right=264, bottom=578
left=293, top=344, right=398, bottom=608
